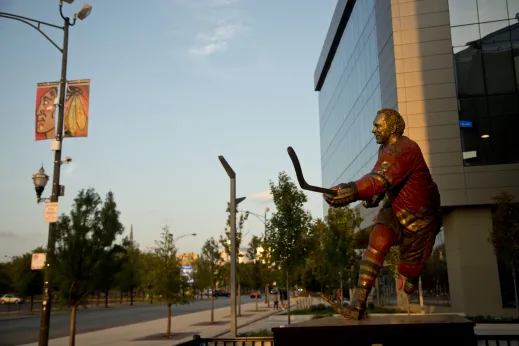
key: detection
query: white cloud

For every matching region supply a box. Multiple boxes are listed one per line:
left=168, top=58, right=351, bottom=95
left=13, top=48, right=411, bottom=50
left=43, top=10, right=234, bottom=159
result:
left=190, top=23, right=243, bottom=56
left=248, top=190, right=273, bottom=202
left=174, top=0, right=249, bottom=58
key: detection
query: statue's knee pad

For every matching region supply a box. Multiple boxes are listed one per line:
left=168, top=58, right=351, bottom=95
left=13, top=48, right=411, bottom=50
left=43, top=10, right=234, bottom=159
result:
left=368, top=224, right=395, bottom=254
left=397, top=262, right=425, bottom=279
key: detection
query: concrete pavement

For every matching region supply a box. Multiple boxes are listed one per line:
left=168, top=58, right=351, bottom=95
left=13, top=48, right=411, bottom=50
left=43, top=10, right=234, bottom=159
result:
left=15, top=301, right=283, bottom=346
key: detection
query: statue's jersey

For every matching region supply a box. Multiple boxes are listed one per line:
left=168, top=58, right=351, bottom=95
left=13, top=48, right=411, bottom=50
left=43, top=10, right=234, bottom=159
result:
left=356, top=136, right=441, bottom=232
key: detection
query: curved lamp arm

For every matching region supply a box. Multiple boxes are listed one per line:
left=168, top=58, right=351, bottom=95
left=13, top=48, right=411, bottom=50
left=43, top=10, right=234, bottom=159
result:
left=0, top=12, right=63, bottom=52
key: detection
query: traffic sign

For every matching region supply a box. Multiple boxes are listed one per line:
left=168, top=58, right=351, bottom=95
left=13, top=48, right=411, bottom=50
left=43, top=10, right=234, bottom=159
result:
left=31, top=253, right=46, bottom=270
left=44, top=202, right=59, bottom=223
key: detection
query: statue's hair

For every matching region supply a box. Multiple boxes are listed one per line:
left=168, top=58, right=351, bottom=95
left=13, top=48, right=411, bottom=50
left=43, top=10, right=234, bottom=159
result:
left=377, top=108, right=405, bottom=136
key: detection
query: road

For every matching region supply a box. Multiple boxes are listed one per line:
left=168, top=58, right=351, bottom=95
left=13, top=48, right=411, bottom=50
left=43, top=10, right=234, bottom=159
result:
left=0, top=297, right=233, bottom=346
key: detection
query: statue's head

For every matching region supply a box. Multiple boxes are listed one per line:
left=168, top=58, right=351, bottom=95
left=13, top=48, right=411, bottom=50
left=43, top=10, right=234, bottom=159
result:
left=372, top=108, right=405, bottom=145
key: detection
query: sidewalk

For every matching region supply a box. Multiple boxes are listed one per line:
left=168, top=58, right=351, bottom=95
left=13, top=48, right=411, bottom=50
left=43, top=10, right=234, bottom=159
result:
left=20, top=301, right=283, bottom=346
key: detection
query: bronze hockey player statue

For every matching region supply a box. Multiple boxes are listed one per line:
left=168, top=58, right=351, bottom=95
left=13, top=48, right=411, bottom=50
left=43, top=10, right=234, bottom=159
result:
left=288, top=108, right=442, bottom=320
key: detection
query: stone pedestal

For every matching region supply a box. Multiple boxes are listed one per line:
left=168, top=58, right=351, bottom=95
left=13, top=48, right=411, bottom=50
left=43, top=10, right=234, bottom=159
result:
left=271, top=314, right=476, bottom=346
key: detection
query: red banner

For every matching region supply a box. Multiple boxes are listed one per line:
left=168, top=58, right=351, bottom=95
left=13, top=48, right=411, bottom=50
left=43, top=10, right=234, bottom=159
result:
left=64, top=79, right=90, bottom=138
left=35, top=82, right=58, bottom=141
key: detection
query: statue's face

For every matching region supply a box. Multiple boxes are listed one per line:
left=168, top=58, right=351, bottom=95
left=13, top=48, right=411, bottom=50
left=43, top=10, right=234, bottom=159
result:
left=372, top=113, right=393, bottom=145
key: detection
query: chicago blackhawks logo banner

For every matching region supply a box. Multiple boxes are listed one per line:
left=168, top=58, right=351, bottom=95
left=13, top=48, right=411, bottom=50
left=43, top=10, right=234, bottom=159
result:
left=64, top=79, right=90, bottom=138
left=35, top=82, right=59, bottom=141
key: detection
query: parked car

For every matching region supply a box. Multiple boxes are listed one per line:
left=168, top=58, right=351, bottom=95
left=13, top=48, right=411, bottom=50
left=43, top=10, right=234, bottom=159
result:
left=0, top=294, right=23, bottom=304
left=250, top=292, right=262, bottom=299
left=212, top=290, right=230, bottom=297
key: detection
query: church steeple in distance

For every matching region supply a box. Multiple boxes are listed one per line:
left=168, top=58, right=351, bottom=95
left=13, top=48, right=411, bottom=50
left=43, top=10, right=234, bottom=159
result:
left=130, top=224, right=134, bottom=242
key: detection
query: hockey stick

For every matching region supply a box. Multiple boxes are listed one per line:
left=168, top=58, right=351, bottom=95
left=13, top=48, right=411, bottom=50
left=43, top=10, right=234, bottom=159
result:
left=287, top=146, right=338, bottom=196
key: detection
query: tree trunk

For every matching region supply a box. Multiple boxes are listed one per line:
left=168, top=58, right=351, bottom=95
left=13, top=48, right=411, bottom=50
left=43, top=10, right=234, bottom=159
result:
left=512, top=262, right=519, bottom=319
left=104, top=289, right=109, bottom=308
left=238, top=283, right=242, bottom=317
left=69, top=304, right=78, bottom=346
left=166, top=303, right=172, bottom=337
left=255, top=292, right=259, bottom=311
left=266, top=284, right=270, bottom=307
left=286, top=270, right=291, bottom=325
left=211, top=291, right=215, bottom=323
left=30, top=295, right=34, bottom=312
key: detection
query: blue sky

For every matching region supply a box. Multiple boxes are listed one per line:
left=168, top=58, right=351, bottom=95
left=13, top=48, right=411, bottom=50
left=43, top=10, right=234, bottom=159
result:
left=0, top=0, right=336, bottom=258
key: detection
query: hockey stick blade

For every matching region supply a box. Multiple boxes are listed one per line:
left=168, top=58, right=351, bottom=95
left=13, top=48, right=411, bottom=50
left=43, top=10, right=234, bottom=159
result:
left=287, top=146, right=338, bottom=196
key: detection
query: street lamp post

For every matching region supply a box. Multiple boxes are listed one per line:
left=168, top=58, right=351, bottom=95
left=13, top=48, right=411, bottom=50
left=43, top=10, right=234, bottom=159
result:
left=174, top=233, right=197, bottom=242
left=218, top=156, right=246, bottom=338
left=2, top=3, right=93, bottom=346
left=239, top=208, right=271, bottom=305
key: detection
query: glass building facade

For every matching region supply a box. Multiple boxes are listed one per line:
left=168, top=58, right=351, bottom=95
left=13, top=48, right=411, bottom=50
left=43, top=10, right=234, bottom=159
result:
left=449, top=0, right=519, bottom=166
left=318, top=0, right=394, bottom=191
left=316, top=0, right=519, bottom=316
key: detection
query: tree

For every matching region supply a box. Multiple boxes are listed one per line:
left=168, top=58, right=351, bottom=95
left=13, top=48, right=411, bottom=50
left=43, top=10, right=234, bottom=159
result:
left=489, top=192, right=519, bottom=317
left=93, top=191, right=126, bottom=308
left=9, top=248, right=45, bottom=311
left=266, top=171, right=313, bottom=321
left=304, top=218, right=330, bottom=293
left=53, top=188, right=105, bottom=346
left=199, top=237, right=224, bottom=323
left=219, top=202, right=249, bottom=315
left=150, top=225, right=190, bottom=337
left=138, top=251, right=156, bottom=303
left=324, top=207, right=362, bottom=300
left=0, top=262, right=12, bottom=295
left=247, top=236, right=264, bottom=311
left=118, top=225, right=141, bottom=305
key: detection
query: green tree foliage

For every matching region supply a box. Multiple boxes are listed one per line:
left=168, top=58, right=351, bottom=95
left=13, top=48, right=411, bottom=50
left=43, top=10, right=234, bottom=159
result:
left=149, top=225, right=190, bottom=337
left=300, top=218, right=328, bottom=292
left=266, top=171, right=312, bottom=273
left=0, top=262, right=12, bottom=294
left=52, top=188, right=106, bottom=346
left=138, top=251, right=156, bottom=302
left=489, top=192, right=519, bottom=317
left=199, top=237, right=224, bottom=323
left=323, top=206, right=362, bottom=290
left=94, top=191, right=126, bottom=308
left=117, top=226, right=140, bottom=305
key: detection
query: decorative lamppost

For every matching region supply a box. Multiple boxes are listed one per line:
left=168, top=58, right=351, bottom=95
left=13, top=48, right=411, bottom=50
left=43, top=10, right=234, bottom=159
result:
left=1, top=2, right=93, bottom=344
left=32, top=166, right=50, bottom=203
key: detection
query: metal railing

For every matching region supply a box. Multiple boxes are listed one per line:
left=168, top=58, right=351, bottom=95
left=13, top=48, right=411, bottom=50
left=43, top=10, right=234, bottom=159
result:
left=476, top=334, right=519, bottom=345
left=177, top=334, right=519, bottom=346
left=178, top=336, right=274, bottom=346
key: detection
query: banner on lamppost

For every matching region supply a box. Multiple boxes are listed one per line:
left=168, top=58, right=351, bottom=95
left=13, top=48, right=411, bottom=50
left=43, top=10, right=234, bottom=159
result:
left=35, top=82, right=59, bottom=141
left=64, top=79, right=90, bottom=138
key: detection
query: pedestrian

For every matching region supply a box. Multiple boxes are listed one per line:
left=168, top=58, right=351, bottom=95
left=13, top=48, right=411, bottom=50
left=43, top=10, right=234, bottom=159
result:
left=273, top=294, right=279, bottom=310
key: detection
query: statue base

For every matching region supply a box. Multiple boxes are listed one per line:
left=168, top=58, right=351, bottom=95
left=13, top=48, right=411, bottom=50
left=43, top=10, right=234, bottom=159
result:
left=271, top=314, right=476, bottom=346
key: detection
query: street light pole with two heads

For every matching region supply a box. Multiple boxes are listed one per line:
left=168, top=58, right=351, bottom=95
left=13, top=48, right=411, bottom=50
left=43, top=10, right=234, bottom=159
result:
left=218, top=155, right=246, bottom=339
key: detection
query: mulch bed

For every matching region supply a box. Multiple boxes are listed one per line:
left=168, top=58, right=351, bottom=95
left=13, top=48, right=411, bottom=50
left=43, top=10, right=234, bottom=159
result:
left=132, top=332, right=197, bottom=341
left=191, top=321, right=228, bottom=326
left=222, top=313, right=253, bottom=318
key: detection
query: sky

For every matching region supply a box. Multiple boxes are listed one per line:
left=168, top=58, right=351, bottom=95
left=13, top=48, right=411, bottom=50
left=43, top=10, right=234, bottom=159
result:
left=0, top=0, right=337, bottom=259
